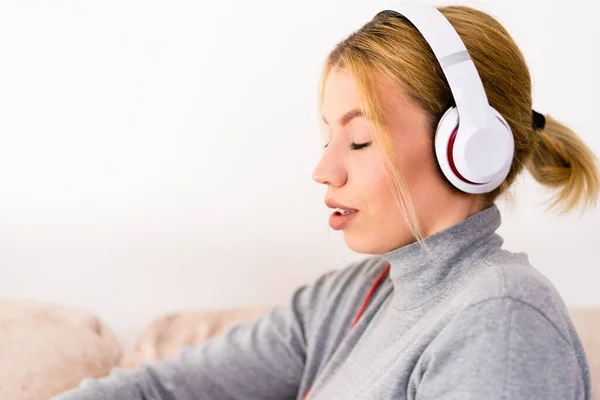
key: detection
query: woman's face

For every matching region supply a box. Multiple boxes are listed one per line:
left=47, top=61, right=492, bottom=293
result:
left=313, top=67, right=475, bottom=254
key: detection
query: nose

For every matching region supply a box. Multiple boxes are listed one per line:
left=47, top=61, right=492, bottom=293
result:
left=312, top=144, right=347, bottom=187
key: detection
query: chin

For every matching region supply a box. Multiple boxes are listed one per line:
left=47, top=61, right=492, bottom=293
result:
left=342, top=231, right=385, bottom=255
left=343, top=227, right=414, bottom=255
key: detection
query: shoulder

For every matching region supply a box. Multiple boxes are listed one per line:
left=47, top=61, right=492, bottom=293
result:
left=453, top=249, right=578, bottom=346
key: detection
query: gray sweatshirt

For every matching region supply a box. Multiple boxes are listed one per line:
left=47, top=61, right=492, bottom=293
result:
left=53, top=205, right=592, bottom=399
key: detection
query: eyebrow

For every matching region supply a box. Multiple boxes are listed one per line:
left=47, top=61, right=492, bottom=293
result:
left=322, top=108, right=364, bottom=127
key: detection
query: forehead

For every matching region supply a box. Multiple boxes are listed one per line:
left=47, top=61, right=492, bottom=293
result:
left=321, top=66, right=431, bottom=146
left=322, top=68, right=361, bottom=120
left=321, top=67, right=405, bottom=123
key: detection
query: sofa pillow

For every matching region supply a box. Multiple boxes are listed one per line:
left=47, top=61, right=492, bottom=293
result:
left=0, top=298, right=121, bottom=400
left=569, top=307, right=600, bottom=400
left=119, top=307, right=269, bottom=368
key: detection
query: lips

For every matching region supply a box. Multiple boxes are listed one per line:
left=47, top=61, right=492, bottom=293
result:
left=329, top=209, right=359, bottom=230
left=325, top=199, right=359, bottom=230
left=333, top=208, right=357, bottom=216
left=325, top=199, right=357, bottom=213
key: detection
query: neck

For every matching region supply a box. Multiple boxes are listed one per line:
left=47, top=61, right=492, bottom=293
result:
left=381, top=204, right=503, bottom=310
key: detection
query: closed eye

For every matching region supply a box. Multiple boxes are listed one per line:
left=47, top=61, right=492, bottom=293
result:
left=350, top=142, right=371, bottom=150
left=322, top=141, right=371, bottom=150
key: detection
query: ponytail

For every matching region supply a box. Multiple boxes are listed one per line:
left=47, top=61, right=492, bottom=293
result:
left=526, top=114, right=600, bottom=214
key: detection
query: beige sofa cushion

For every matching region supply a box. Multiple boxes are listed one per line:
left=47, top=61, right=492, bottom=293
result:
left=0, top=298, right=122, bottom=400
left=119, top=307, right=269, bottom=368
left=569, top=307, right=600, bottom=399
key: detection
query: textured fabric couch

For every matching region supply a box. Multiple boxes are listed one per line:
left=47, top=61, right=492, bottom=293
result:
left=0, top=298, right=121, bottom=400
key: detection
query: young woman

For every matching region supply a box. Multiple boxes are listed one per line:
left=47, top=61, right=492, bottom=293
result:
left=55, top=4, right=598, bottom=400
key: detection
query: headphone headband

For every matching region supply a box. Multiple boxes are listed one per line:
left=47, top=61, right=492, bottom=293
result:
left=384, top=2, right=491, bottom=133
left=377, top=1, right=515, bottom=193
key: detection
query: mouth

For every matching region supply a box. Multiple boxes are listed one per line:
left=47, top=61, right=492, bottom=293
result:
left=329, top=208, right=359, bottom=230
left=332, top=208, right=358, bottom=216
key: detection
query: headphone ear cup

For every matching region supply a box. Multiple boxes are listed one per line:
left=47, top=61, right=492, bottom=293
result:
left=434, top=106, right=514, bottom=194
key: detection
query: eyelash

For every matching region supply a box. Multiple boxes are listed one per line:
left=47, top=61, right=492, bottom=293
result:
left=323, top=142, right=372, bottom=150
left=350, top=142, right=371, bottom=150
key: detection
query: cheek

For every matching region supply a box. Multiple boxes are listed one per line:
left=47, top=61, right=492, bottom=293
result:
left=397, top=136, right=439, bottom=199
left=359, top=141, right=435, bottom=223
left=355, top=153, right=399, bottom=217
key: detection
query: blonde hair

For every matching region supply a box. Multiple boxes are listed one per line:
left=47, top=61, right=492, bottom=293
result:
left=318, top=6, right=600, bottom=242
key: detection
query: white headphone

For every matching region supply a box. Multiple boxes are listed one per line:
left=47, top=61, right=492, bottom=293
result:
left=383, top=2, right=515, bottom=194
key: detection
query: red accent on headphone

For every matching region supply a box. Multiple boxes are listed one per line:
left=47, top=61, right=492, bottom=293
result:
left=447, top=125, right=481, bottom=185
left=301, top=263, right=392, bottom=400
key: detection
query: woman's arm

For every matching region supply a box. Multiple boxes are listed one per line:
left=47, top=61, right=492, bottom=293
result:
left=52, top=274, right=329, bottom=400
left=410, top=297, right=589, bottom=399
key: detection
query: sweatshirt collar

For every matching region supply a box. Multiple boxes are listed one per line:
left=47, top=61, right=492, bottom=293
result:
left=381, top=204, right=503, bottom=310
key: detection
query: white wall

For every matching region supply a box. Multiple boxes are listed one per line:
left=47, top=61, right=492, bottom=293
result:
left=0, top=0, right=598, bottom=348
